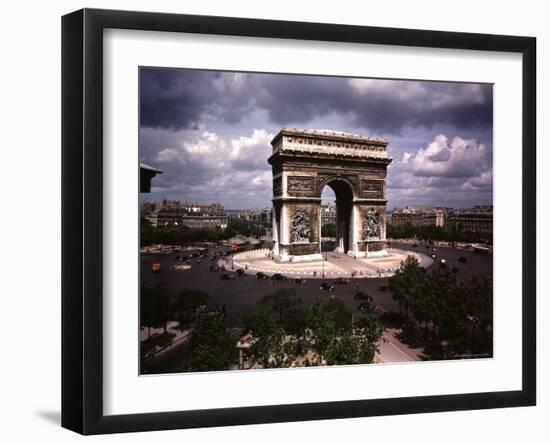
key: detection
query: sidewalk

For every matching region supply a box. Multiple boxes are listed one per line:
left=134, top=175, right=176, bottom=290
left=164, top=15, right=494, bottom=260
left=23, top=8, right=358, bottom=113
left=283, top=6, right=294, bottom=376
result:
left=376, top=328, right=425, bottom=363
left=140, top=321, right=191, bottom=360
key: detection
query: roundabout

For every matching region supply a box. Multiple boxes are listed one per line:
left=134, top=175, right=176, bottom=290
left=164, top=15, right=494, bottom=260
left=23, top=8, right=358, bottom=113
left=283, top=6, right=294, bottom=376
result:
left=232, top=248, right=432, bottom=279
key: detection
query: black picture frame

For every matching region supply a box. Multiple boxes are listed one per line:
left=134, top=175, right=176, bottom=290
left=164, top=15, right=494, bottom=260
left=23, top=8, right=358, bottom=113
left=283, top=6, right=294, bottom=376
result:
left=62, top=8, right=536, bottom=435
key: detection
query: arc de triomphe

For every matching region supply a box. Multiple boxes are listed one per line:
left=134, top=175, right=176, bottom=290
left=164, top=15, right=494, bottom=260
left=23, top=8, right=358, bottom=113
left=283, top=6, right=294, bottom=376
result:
left=269, top=128, right=392, bottom=262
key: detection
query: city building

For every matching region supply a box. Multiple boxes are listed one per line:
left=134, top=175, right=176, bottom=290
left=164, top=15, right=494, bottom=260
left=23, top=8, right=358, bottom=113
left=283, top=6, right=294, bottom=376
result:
left=227, top=208, right=272, bottom=224
left=320, top=204, right=336, bottom=226
left=391, top=206, right=447, bottom=227
left=142, top=201, right=228, bottom=229
left=452, top=205, right=493, bottom=235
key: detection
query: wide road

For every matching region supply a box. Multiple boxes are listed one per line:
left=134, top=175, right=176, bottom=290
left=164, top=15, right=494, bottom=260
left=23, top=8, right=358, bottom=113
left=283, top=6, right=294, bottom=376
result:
left=141, top=242, right=492, bottom=329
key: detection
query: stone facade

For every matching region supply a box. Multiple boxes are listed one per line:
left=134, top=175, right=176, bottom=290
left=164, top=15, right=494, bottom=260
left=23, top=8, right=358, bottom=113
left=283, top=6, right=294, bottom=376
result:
left=269, top=128, right=392, bottom=261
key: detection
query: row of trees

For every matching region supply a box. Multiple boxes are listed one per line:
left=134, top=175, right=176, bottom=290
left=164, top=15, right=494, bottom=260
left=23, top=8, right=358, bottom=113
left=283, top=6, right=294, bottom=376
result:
left=142, top=286, right=386, bottom=372
left=387, top=222, right=492, bottom=244
left=140, top=286, right=236, bottom=371
left=140, top=286, right=209, bottom=339
left=242, top=288, right=384, bottom=368
left=224, top=218, right=267, bottom=239
left=388, top=256, right=493, bottom=359
left=140, top=218, right=267, bottom=247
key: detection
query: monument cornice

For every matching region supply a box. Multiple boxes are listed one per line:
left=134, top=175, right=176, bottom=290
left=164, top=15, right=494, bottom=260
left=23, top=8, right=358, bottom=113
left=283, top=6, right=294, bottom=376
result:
left=268, top=150, right=393, bottom=166
left=272, top=197, right=322, bottom=203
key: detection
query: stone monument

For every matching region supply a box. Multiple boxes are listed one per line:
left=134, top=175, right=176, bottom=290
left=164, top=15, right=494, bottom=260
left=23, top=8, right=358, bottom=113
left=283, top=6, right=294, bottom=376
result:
left=268, top=128, right=392, bottom=262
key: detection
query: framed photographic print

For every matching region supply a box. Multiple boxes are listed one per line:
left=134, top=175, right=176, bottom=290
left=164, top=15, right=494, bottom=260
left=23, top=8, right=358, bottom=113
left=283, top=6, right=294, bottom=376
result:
left=61, top=8, right=536, bottom=435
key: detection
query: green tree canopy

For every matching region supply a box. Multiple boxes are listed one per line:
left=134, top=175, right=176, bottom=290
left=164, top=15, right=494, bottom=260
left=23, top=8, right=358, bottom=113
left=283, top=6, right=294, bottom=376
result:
left=140, top=285, right=171, bottom=338
left=174, top=289, right=208, bottom=329
left=388, top=256, right=424, bottom=322
left=186, top=307, right=235, bottom=372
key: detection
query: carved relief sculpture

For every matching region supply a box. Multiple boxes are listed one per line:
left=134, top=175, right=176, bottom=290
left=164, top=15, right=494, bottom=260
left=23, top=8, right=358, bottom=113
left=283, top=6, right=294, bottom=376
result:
left=363, top=209, right=381, bottom=239
left=291, top=209, right=312, bottom=243
left=288, top=176, right=314, bottom=192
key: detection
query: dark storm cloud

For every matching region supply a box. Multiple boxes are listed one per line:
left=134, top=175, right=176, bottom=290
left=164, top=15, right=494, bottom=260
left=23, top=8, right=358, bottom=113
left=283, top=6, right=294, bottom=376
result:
left=140, top=69, right=492, bottom=135
left=253, top=76, right=492, bottom=135
left=140, top=69, right=253, bottom=129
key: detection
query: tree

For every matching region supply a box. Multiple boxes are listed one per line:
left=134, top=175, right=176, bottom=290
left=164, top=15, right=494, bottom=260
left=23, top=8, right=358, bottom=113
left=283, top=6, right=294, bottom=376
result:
left=388, top=256, right=424, bottom=322
left=415, top=266, right=466, bottom=358
left=224, top=219, right=266, bottom=239
left=186, top=307, right=235, bottom=372
left=243, top=302, right=286, bottom=368
left=306, top=298, right=352, bottom=365
left=260, top=288, right=300, bottom=324
left=352, top=291, right=384, bottom=363
left=464, top=275, right=493, bottom=356
left=140, top=285, right=171, bottom=339
left=285, top=304, right=308, bottom=354
left=174, top=289, right=208, bottom=329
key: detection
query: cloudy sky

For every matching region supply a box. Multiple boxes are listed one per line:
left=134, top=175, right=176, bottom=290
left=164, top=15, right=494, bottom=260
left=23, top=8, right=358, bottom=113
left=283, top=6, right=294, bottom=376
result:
left=139, top=68, right=493, bottom=210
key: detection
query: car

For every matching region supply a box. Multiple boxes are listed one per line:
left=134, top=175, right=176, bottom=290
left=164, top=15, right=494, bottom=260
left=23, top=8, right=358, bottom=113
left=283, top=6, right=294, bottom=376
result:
left=292, top=278, right=306, bottom=285
left=430, top=253, right=436, bottom=259
left=219, top=272, right=236, bottom=280
left=256, top=272, right=268, bottom=280
left=271, top=273, right=288, bottom=281
left=440, top=257, right=446, bottom=265
left=334, top=277, right=350, bottom=285
left=320, top=282, right=335, bottom=292
left=235, top=268, right=245, bottom=276
left=209, top=266, right=219, bottom=272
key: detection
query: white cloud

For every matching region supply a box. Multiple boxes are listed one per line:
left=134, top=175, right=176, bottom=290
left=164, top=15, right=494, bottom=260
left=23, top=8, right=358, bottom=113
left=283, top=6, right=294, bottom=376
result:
left=388, top=133, right=492, bottom=208
left=404, top=134, right=490, bottom=178
left=140, top=127, right=273, bottom=208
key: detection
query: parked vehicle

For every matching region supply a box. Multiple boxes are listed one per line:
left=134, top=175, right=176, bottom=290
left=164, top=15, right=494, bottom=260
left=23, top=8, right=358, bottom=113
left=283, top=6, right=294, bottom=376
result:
left=219, top=272, right=236, bottom=280
left=231, top=244, right=243, bottom=253
left=320, top=282, right=335, bottom=292
left=256, top=272, right=269, bottom=280
left=292, top=278, right=306, bottom=285
left=235, top=268, right=245, bottom=276
left=271, top=273, right=288, bottom=281
left=334, top=277, right=350, bottom=285
left=209, top=266, right=219, bottom=272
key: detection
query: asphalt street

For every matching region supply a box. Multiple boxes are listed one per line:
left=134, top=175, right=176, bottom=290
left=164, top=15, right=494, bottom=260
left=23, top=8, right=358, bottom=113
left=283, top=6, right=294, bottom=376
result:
left=141, top=242, right=492, bottom=328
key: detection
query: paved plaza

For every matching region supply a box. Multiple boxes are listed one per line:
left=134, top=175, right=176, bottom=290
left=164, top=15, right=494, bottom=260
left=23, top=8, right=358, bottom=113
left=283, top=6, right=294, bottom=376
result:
left=231, top=248, right=433, bottom=279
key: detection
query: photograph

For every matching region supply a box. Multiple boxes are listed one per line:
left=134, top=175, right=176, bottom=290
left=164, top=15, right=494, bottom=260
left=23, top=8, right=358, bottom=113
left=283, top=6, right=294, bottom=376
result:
left=138, top=68, right=494, bottom=375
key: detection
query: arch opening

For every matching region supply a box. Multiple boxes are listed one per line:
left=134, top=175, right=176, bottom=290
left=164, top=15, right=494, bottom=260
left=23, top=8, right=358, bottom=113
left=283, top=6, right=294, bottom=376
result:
left=321, top=179, right=354, bottom=254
